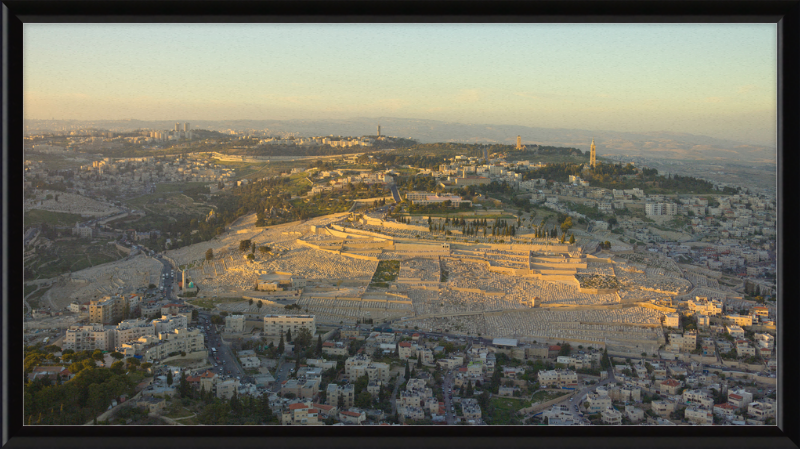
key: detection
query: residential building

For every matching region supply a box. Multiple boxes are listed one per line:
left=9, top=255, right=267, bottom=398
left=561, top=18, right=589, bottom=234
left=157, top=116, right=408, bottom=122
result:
left=225, top=314, right=245, bottom=332
left=537, top=369, right=578, bottom=388
left=63, top=324, right=114, bottom=352
left=263, top=315, right=316, bottom=337
left=685, top=406, right=714, bottom=425
left=601, top=407, right=623, bottom=425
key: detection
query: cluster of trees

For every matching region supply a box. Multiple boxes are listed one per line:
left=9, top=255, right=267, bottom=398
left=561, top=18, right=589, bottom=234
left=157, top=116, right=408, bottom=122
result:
left=194, top=389, right=278, bottom=425
left=410, top=201, right=470, bottom=215
left=24, top=344, right=151, bottom=425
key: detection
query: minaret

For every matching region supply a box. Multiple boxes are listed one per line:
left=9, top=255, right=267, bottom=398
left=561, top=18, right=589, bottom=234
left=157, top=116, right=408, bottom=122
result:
left=516, top=135, right=522, bottom=150
left=377, top=125, right=381, bottom=137
left=590, top=138, right=597, bottom=167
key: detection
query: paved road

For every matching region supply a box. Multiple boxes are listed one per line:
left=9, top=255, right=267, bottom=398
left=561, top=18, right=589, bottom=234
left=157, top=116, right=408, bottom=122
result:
left=272, top=361, right=294, bottom=393
left=197, top=312, right=243, bottom=379
left=442, top=370, right=455, bottom=424
left=541, top=365, right=616, bottom=425
left=390, top=373, right=405, bottom=416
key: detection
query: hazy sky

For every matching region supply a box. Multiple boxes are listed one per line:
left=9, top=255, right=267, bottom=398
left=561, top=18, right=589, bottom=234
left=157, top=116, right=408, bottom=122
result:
left=24, top=23, right=777, bottom=145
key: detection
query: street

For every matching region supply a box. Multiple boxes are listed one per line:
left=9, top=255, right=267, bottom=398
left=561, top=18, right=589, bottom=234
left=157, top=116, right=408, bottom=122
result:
left=197, top=312, right=244, bottom=379
left=442, top=370, right=455, bottom=424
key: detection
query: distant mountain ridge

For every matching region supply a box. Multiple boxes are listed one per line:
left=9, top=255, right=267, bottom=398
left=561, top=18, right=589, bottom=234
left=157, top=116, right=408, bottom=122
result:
left=25, top=117, right=776, bottom=164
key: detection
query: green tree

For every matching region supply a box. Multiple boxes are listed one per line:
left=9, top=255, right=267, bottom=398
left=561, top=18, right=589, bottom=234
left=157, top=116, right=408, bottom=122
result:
left=167, top=370, right=173, bottom=386
left=355, top=391, right=373, bottom=408
left=238, top=239, right=251, bottom=252
left=294, top=328, right=313, bottom=351
left=205, top=248, right=214, bottom=260
left=286, top=329, right=292, bottom=343
left=561, top=216, right=573, bottom=233
left=278, top=334, right=285, bottom=354
left=316, top=335, right=323, bottom=356
left=92, top=350, right=104, bottom=362
left=110, top=352, right=124, bottom=361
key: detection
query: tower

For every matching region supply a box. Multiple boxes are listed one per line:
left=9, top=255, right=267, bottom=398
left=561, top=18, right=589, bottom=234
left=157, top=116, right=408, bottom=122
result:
left=377, top=125, right=381, bottom=137
left=590, top=139, right=597, bottom=167
left=175, top=122, right=181, bottom=133
left=184, top=123, right=190, bottom=132
left=516, top=135, right=522, bottom=150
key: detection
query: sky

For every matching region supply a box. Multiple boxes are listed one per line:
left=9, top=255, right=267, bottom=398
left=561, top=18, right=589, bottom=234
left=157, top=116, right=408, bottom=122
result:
left=24, top=23, right=777, bottom=145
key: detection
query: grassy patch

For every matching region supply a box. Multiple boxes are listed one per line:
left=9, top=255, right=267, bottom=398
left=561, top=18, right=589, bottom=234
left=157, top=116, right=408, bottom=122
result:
left=24, top=284, right=38, bottom=297
left=25, top=238, right=124, bottom=280
left=24, top=210, right=85, bottom=227
left=487, top=397, right=533, bottom=425
left=154, top=182, right=210, bottom=195
left=187, top=297, right=245, bottom=309
left=370, top=260, right=400, bottom=287
left=530, top=390, right=569, bottom=404
left=26, top=285, right=52, bottom=308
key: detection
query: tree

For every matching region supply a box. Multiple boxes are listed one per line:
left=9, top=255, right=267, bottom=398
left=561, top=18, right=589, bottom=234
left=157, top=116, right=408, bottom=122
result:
left=110, top=352, right=124, bottom=361
left=257, top=300, right=263, bottom=310
left=560, top=216, right=573, bottom=233
left=167, top=370, right=174, bottom=386
left=404, top=361, right=410, bottom=379
left=607, top=217, right=618, bottom=230
left=205, top=248, right=214, bottom=260
left=238, top=239, right=251, bottom=252
left=278, top=334, right=285, bottom=354
left=295, top=328, right=313, bottom=350
left=355, top=391, right=373, bottom=408
left=259, top=246, right=270, bottom=254
left=92, top=350, right=104, bottom=362
left=466, top=380, right=473, bottom=397
left=317, top=335, right=323, bottom=356
left=248, top=299, right=254, bottom=306
left=286, top=329, right=292, bottom=343
left=569, top=234, right=575, bottom=244
left=110, top=360, right=125, bottom=374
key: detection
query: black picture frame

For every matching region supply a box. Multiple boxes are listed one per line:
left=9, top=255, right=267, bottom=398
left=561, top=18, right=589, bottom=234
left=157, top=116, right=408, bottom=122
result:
left=2, top=1, right=797, bottom=449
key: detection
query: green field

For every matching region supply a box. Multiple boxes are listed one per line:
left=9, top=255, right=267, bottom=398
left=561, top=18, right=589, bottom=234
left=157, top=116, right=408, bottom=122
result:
left=24, top=210, right=85, bottom=227
left=24, top=239, right=125, bottom=281
left=24, top=284, right=39, bottom=297
left=370, top=260, right=400, bottom=288
left=186, top=297, right=245, bottom=309
left=486, top=397, right=534, bottom=425
left=154, top=182, right=211, bottom=194
left=530, top=390, right=569, bottom=404
left=26, top=285, right=52, bottom=309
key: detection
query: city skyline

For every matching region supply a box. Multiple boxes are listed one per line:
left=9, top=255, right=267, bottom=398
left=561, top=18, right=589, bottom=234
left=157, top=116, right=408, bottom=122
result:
left=24, top=23, right=777, bottom=146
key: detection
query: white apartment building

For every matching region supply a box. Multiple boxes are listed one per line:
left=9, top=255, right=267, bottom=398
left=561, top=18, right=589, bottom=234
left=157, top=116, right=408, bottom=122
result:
left=63, top=324, right=114, bottom=352
left=225, top=314, right=245, bottom=332
left=114, top=318, right=156, bottom=348
left=663, top=312, right=680, bottom=328
left=121, top=328, right=205, bottom=361
left=152, top=314, right=188, bottom=335
left=263, top=315, right=316, bottom=337
left=685, top=407, right=714, bottom=425
left=537, top=369, right=578, bottom=388
left=645, top=202, right=678, bottom=216
left=688, top=297, right=723, bottom=316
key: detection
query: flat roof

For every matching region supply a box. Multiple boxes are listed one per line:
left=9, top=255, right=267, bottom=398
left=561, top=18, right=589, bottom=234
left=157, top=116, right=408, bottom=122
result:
left=492, top=338, right=518, bottom=347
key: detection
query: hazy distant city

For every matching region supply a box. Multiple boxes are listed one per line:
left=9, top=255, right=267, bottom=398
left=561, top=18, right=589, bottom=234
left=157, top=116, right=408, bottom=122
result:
left=22, top=23, right=777, bottom=427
